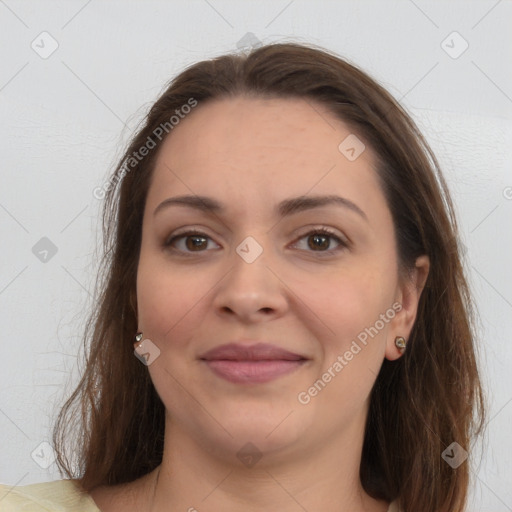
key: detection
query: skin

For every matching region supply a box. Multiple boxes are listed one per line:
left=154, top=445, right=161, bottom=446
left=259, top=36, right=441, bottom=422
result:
left=90, top=97, right=429, bottom=512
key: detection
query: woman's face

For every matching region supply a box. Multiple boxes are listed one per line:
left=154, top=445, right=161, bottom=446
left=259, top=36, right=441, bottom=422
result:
left=136, top=97, right=427, bottom=463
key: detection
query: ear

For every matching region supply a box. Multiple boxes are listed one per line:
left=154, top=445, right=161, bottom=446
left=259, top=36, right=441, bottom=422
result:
left=385, top=255, right=430, bottom=361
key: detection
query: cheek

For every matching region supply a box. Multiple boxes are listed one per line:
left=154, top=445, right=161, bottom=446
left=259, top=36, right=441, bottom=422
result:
left=301, top=262, right=396, bottom=348
left=136, top=251, right=206, bottom=348
left=300, top=269, right=393, bottom=415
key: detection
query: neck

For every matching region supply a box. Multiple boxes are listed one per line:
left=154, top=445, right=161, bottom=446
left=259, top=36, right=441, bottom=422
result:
left=145, top=413, right=389, bottom=512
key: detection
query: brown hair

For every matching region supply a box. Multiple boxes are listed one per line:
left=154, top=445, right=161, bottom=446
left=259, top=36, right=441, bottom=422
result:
left=53, top=42, right=485, bottom=511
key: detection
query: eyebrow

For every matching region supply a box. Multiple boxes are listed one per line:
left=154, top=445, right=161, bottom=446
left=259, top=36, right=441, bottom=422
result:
left=153, top=194, right=368, bottom=222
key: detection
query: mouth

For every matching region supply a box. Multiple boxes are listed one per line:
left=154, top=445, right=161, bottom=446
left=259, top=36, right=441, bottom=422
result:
left=199, top=342, right=308, bottom=384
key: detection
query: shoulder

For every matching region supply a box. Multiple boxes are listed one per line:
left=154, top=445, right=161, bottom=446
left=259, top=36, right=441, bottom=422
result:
left=387, top=500, right=400, bottom=512
left=0, top=479, right=100, bottom=511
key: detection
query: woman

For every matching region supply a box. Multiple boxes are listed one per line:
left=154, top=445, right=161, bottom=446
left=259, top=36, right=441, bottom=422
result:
left=1, top=42, right=485, bottom=512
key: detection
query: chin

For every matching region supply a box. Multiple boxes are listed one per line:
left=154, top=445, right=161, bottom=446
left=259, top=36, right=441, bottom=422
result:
left=169, top=404, right=305, bottom=461
left=210, top=429, right=306, bottom=469
left=217, top=408, right=309, bottom=456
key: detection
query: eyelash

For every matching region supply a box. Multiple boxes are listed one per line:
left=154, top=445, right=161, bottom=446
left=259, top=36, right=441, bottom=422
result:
left=164, top=227, right=349, bottom=257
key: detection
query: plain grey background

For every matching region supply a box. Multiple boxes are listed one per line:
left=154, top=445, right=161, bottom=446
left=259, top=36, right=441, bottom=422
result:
left=1, top=1, right=511, bottom=510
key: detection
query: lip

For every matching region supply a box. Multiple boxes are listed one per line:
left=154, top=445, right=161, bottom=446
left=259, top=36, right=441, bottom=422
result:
left=200, top=342, right=308, bottom=384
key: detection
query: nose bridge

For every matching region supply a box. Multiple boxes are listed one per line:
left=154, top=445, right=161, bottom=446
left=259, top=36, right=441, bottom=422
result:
left=212, top=233, right=286, bottom=321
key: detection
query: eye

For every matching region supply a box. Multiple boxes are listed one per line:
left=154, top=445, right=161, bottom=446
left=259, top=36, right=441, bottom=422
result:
left=164, top=227, right=349, bottom=256
left=164, top=230, right=220, bottom=254
left=292, top=227, right=348, bottom=254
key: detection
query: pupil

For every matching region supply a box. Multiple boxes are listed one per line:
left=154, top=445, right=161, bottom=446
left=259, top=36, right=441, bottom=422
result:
left=187, top=236, right=207, bottom=251
left=309, top=234, right=329, bottom=250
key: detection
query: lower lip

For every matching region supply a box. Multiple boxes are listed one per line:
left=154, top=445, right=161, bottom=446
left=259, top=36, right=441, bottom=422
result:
left=203, top=359, right=306, bottom=384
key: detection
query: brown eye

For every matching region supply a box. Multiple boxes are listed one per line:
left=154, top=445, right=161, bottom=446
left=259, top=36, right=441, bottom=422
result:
left=307, top=233, right=331, bottom=251
left=165, top=231, right=220, bottom=254
left=184, top=235, right=208, bottom=251
left=293, top=228, right=348, bottom=255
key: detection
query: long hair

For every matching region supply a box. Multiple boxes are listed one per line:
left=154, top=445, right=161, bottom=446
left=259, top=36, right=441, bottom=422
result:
left=53, top=42, right=485, bottom=512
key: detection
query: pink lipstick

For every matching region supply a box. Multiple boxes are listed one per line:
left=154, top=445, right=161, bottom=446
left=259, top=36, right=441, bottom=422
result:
left=200, top=342, right=307, bottom=384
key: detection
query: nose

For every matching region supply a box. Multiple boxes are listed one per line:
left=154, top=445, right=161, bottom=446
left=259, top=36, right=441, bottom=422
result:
left=211, top=241, right=288, bottom=324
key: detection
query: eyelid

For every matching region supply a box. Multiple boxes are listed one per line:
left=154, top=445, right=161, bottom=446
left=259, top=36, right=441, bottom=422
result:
left=292, top=225, right=349, bottom=245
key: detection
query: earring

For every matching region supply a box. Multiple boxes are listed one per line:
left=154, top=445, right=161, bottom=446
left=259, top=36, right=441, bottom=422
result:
left=135, top=332, right=143, bottom=346
left=395, top=336, right=406, bottom=351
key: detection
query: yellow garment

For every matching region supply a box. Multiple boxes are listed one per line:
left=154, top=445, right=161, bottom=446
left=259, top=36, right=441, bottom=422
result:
left=0, top=480, right=99, bottom=512
left=0, top=479, right=399, bottom=511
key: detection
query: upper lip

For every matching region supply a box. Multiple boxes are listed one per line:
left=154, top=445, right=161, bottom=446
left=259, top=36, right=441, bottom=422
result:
left=200, top=342, right=307, bottom=361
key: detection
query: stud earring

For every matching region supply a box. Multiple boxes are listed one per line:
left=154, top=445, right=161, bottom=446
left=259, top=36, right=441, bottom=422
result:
left=395, top=336, right=406, bottom=351
left=135, top=332, right=143, bottom=346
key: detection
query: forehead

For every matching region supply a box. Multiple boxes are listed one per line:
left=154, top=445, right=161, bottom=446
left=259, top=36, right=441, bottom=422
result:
left=145, top=96, right=386, bottom=224
left=158, top=96, right=352, bottom=165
